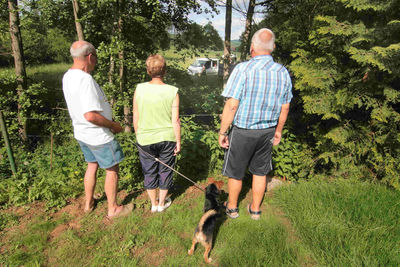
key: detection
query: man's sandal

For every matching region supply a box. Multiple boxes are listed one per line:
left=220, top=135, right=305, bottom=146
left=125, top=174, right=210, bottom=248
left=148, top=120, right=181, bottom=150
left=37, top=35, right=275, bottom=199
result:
left=247, top=204, right=261, bottom=220
left=224, top=201, right=239, bottom=219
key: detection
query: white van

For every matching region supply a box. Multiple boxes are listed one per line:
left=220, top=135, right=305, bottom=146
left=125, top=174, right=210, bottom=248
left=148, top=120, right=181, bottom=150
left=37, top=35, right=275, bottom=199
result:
left=187, top=58, right=220, bottom=76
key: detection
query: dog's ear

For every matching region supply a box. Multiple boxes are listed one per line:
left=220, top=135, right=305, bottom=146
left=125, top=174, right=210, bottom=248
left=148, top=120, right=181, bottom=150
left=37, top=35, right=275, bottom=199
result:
left=208, top=177, right=215, bottom=184
left=215, top=180, right=224, bottom=189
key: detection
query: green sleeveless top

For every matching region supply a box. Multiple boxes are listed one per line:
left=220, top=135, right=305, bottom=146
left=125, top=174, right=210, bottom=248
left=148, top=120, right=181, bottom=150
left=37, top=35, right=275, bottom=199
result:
left=135, top=82, right=178, bottom=146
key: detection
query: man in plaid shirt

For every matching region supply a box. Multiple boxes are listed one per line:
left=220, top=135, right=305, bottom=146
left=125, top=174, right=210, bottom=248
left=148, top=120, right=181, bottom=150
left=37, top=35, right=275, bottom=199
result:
left=219, top=28, right=293, bottom=220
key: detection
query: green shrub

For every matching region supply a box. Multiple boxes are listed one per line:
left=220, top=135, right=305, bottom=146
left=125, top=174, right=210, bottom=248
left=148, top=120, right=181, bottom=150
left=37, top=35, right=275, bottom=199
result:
left=272, top=129, right=314, bottom=181
left=116, top=133, right=143, bottom=191
left=0, top=138, right=84, bottom=209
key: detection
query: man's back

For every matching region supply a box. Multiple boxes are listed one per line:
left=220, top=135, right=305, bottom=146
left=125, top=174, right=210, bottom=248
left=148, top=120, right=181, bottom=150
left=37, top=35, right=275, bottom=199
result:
left=222, top=55, right=292, bottom=129
left=62, top=69, right=114, bottom=146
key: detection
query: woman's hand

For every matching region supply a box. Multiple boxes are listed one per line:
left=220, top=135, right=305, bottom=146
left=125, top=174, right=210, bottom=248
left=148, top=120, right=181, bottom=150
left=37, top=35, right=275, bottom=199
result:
left=174, top=142, right=181, bottom=155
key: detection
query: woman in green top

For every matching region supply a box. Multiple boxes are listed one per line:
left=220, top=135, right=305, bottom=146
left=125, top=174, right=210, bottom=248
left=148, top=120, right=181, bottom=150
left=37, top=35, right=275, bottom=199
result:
left=133, top=54, right=181, bottom=213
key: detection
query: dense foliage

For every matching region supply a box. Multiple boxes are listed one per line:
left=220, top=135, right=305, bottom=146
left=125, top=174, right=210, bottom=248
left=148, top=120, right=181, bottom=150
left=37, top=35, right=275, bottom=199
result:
left=176, top=22, right=224, bottom=51
left=253, top=0, right=400, bottom=187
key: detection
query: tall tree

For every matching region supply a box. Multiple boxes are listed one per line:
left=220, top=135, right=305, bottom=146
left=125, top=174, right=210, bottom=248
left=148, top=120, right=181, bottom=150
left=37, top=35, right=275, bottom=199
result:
left=8, top=0, right=27, bottom=141
left=203, top=22, right=223, bottom=50
left=240, top=0, right=255, bottom=61
left=116, top=0, right=131, bottom=133
left=72, top=0, right=84, bottom=40
left=223, top=0, right=232, bottom=86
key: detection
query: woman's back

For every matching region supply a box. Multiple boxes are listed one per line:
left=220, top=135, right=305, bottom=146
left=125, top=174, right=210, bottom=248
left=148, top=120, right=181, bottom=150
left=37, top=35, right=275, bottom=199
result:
left=135, top=82, right=178, bottom=146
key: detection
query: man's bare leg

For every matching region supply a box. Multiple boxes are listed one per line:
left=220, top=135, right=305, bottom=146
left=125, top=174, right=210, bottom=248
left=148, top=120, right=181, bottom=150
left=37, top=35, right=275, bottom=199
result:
left=251, top=174, right=266, bottom=212
left=227, top=178, right=242, bottom=216
left=84, top=162, right=98, bottom=211
left=105, top=164, right=123, bottom=217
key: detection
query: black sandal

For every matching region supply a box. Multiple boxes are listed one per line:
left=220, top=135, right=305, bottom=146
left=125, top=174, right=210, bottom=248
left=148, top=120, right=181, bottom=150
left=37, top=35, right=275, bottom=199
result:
left=224, top=201, right=239, bottom=219
left=247, top=204, right=261, bottom=220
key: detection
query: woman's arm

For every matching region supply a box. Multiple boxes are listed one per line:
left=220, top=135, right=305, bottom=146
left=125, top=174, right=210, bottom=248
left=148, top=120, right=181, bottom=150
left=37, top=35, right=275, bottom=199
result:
left=172, top=93, right=181, bottom=155
left=133, top=91, right=139, bottom=134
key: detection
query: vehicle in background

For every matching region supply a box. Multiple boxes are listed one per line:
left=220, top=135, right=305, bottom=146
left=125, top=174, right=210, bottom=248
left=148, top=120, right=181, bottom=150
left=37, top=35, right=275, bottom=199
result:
left=187, top=54, right=237, bottom=76
left=187, top=58, right=220, bottom=76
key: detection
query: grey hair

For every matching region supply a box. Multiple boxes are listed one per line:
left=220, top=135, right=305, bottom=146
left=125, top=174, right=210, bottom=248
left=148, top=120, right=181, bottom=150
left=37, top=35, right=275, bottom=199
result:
left=70, top=41, right=96, bottom=58
left=251, top=28, right=275, bottom=53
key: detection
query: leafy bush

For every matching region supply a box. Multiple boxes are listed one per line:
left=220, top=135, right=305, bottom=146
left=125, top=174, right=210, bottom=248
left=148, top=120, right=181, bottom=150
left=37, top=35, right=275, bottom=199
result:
left=116, top=134, right=143, bottom=192
left=272, top=129, right=314, bottom=181
left=0, top=139, right=84, bottom=209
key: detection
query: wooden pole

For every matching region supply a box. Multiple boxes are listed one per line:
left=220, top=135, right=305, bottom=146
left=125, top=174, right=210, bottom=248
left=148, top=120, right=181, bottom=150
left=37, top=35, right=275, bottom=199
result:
left=0, top=111, right=17, bottom=176
left=223, top=0, right=232, bottom=87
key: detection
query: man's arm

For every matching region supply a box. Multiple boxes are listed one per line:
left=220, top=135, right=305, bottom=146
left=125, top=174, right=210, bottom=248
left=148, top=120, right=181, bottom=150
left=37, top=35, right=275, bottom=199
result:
left=84, top=111, right=122, bottom=134
left=172, top=94, right=181, bottom=155
left=218, top=98, right=239, bottom=149
left=273, top=103, right=290, bottom=146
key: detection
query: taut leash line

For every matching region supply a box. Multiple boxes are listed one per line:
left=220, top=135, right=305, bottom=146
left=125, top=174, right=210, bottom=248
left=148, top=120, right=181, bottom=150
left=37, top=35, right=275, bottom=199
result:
left=130, top=139, right=205, bottom=192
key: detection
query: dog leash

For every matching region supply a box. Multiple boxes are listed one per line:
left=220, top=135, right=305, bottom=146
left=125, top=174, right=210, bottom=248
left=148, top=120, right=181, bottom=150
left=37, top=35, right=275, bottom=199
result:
left=129, top=139, right=206, bottom=192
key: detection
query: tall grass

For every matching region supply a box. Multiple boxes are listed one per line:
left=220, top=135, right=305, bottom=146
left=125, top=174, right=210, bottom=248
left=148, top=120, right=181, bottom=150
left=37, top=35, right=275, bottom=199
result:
left=273, top=179, right=400, bottom=266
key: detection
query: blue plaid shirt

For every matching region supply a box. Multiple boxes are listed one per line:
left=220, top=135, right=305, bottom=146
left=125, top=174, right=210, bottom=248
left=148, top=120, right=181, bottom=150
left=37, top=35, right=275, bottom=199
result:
left=222, top=55, right=293, bottom=129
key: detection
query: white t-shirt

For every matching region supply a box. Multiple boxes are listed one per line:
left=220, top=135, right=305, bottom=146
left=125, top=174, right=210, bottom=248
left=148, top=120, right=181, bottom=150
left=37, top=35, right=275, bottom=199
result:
left=62, top=69, right=114, bottom=146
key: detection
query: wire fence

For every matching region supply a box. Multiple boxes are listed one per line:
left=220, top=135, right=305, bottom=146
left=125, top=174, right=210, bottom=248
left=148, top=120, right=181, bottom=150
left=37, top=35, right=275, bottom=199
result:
left=1, top=112, right=223, bottom=182
left=1, top=112, right=220, bottom=152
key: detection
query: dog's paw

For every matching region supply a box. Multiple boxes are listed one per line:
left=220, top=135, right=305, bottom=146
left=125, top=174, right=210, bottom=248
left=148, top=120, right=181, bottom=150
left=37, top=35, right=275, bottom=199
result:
left=188, top=249, right=193, bottom=255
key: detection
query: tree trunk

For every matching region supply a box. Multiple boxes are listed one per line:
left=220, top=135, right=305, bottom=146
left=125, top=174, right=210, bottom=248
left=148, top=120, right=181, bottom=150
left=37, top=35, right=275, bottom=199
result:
left=223, top=0, right=232, bottom=87
left=117, top=0, right=131, bottom=133
left=8, top=0, right=27, bottom=141
left=72, top=0, right=84, bottom=40
left=240, top=0, right=255, bottom=62
left=119, top=49, right=131, bottom=133
left=108, top=54, right=115, bottom=107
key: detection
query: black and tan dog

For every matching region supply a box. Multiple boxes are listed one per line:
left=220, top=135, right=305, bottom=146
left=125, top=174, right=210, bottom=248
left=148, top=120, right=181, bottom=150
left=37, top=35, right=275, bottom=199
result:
left=188, top=178, right=224, bottom=263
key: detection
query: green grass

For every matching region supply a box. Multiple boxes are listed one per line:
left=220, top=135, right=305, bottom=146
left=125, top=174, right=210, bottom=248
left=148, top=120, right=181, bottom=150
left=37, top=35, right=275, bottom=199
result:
left=0, top=62, right=70, bottom=87
left=0, top=177, right=301, bottom=266
left=273, top=179, right=400, bottom=266
left=1, top=179, right=400, bottom=266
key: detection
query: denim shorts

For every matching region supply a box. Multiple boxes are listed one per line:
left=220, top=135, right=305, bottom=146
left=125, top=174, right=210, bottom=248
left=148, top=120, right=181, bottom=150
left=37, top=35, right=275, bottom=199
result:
left=78, top=139, right=124, bottom=169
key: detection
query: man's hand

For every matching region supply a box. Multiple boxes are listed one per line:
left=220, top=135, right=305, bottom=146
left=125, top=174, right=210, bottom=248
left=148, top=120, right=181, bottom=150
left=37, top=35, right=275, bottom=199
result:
left=174, top=142, right=181, bottom=156
left=273, top=131, right=281, bottom=146
left=219, top=135, right=229, bottom=149
left=111, top=122, right=123, bottom=134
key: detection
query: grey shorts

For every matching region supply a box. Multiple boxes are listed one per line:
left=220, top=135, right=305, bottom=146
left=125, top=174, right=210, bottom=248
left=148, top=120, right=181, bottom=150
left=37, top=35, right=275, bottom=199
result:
left=138, top=141, right=176, bottom=190
left=78, top=139, right=124, bottom=169
left=222, top=125, right=275, bottom=180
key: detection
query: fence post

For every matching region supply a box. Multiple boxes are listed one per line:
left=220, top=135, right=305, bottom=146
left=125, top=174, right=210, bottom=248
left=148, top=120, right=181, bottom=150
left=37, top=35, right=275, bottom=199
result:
left=0, top=111, right=17, bottom=176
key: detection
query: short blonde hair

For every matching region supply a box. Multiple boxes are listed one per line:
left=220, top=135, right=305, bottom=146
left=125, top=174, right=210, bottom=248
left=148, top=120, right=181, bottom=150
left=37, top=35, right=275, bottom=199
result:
left=146, top=54, right=166, bottom=78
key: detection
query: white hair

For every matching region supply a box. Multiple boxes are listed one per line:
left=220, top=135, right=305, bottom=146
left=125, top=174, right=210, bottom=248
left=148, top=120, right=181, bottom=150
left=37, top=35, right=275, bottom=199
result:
left=251, top=28, right=275, bottom=53
left=70, top=41, right=96, bottom=58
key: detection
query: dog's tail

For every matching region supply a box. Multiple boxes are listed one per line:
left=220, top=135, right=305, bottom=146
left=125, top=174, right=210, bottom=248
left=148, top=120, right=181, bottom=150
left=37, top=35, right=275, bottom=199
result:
left=197, top=210, right=217, bottom=232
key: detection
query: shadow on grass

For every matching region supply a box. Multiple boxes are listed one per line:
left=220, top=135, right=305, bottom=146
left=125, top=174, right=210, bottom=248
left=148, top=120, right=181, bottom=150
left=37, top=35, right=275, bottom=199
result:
left=121, top=189, right=146, bottom=205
